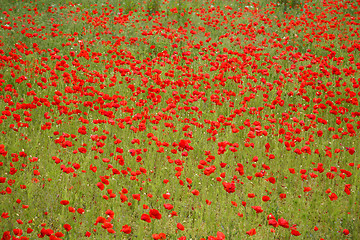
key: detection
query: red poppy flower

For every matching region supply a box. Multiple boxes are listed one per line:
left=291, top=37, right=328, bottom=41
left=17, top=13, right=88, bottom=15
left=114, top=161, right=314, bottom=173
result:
left=348, top=148, right=355, bottom=155
left=120, top=224, right=131, bottom=234
left=141, top=214, right=151, bottom=223
left=279, top=193, right=287, bottom=199
left=96, top=182, right=105, bottom=191
left=132, top=194, right=141, bottom=201
left=246, top=228, right=256, bottom=236
left=55, top=232, right=64, bottom=237
left=268, top=219, right=278, bottom=227
left=163, top=193, right=171, bottom=199
left=291, top=230, right=301, bottom=236
left=152, top=233, right=166, bottom=239
left=222, top=181, right=236, bottom=193
left=251, top=206, right=263, bottom=213
left=278, top=218, right=289, bottom=228
left=268, top=177, right=276, bottom=184
left=216, top=231, right=225, bottom=239
left=63, top=224, right=72, bottom=232
left=149, top=209, right=162, bottom=219
left=248, top=193, right=255, bottom=198
left=164, top=204, right=173, bottom=210
left=191, top=189, right=200, bottom=196
left=186, top=178, right=192, bottom=184
left=262, top=196, right=270, bottom=202
left=101, top=222, right=113, bottom=229
left=329, top=193, right=338, bottom=201
left=77, top=208, right=85, bottom=214
left=177, top=223, right=185, bottom=231
left=344, top=184, right=351, bottom=195
left=60, top=200, right=69, bottom=205
left=13, top=229, right=22, bottom=236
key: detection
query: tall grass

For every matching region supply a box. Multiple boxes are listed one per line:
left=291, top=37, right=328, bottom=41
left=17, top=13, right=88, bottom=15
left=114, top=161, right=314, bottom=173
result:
left=0, top=0, right=360, bottom=239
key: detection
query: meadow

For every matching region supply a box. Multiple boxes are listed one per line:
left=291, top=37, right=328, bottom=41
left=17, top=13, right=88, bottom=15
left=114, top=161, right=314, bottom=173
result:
left=0, top=0, right=360, bottom=239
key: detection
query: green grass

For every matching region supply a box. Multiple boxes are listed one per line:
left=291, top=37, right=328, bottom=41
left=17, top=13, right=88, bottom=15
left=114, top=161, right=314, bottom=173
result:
left=1, top=0, right=360, bottom=239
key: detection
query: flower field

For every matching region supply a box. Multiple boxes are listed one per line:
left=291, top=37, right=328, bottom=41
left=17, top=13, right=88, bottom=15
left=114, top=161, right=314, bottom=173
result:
left=0, top=0, right=360, bottom=239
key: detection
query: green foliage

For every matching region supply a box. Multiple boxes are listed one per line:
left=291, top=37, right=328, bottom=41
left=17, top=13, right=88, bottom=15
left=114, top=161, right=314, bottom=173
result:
left=121, top=0, right=140, bottom=14
left=0, top=0, right=360, bottom=239
left=146, top=0, right=162, bottom=14
left=276, top=0, right=301, bottom=11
